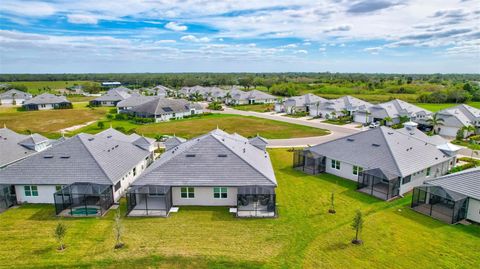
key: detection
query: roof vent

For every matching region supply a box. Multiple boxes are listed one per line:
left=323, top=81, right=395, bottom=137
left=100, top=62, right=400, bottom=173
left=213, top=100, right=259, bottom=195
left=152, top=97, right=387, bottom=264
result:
left=107, top=135, right=112, bottom=138
left=60, top=155, right=70, bottom=159
left=243, top=148, right=246, bottom=153
left=372, top=143, right=380, bottom=147
left=347, top=138, right=355, bottom=142
left=387, top=132, right=394, bottom=135
left=218, top=154, right=227, bottom=157
left=88, top=138, right=94, bottom=141
left=43, top=155, right=53, bottom=158
left=186, top=154, right=196, bottom=157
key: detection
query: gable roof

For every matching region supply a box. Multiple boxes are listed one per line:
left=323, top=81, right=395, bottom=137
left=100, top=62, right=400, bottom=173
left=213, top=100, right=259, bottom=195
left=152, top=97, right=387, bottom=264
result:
left=24, top=93, right=70, bottom=105
left=0, top=128, right=50, bottom=167
left=132, top=129, right=276, bottom=187
left=425, top=168, right=480, bottom=200
left=95, top=128, right=154, bottom=146
left=370, top=99, right=431, bottom=118
left=93, top=88, right=136, bottom=102
left=0, top=133, right=151, bottom=185
left=437, top=104, right=480, bottom=126
left=116, top=95, right=155, bottom=108
left=0, top=89, right=32, bottom=99
left=308, top=126, right=453, bottom=178
left=319, top=95, right=372, bottom=112
left=284, top=94, right=327, bottom=107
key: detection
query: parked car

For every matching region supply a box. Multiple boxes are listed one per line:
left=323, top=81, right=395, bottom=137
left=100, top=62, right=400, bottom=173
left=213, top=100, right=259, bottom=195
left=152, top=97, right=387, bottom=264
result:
left=369, top=122, right=380, bottom=128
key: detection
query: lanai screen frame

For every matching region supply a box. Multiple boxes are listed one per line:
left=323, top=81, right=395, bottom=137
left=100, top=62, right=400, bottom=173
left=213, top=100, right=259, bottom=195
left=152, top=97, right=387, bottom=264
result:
left=237, top=186, right=276, bottom=218
left=411, top=185, right=468, bottom=224
left=53, top=182, right=114, bottom=217
left=357, top=169, right=401, bottom=200
left=293, top=149, right=326, bottom=175
left=126, top=185, right=172, bottom=217
left=0, top=185, right=15, bottom=212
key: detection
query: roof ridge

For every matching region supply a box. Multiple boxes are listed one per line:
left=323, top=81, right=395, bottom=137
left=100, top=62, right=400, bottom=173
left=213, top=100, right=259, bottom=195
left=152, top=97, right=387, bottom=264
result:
left=378, top=127, right=404, bottom=177
left=77, top=134, right=115, bottom=183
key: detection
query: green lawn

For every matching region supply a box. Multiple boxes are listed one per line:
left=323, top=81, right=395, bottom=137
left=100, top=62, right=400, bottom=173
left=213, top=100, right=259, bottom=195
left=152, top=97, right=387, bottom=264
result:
left=74, top=113, right=330, bottom=139
left=0, top=149, right=478, bottom=268
left=415, top=102, right=480, bottom=112
left=231, top=103, right=275, bottom=112
left=0, top=81, right=96, bottom=94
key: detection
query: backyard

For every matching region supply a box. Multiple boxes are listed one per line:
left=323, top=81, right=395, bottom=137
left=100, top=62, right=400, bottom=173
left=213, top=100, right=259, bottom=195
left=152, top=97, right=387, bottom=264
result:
left=0, top=149, right=478, bottom=268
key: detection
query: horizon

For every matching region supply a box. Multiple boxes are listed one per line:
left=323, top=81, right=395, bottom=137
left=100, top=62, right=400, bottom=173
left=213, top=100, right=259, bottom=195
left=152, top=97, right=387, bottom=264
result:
left=0, top=0, right=479, bottom=74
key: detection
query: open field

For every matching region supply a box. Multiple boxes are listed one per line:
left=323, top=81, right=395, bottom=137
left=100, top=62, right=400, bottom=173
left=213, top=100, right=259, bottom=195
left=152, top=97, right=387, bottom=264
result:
left=0, top=149, right=478, bottom=268
left=0, top=103, right=109, bottom=137
left=1, top=81, right=96, bottom=94
left=75, top=113, right=330, bottom=139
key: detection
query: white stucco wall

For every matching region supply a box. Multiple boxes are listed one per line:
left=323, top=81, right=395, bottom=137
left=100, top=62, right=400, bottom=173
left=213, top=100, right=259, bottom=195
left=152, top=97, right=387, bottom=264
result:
left=438, top=126, right=460, bottom=137
left=399, top=160, right=453, bottom=195
left=0, top=98, right=26, bottom=105
left=15, top=185, right=58, bottom=204
left=171, top=186, right=237, bottom=206
left=324, top=157, right=359, bottom=182
left=37, top=104, right=55, bottom=110
left=467, top=198, right=480, bottom=223
left=113, top=157, right=151, bottom=201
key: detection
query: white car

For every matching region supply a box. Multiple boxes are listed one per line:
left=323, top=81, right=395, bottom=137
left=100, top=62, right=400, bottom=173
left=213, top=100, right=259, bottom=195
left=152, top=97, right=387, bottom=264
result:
left=369, top=122, right=380, bottom=128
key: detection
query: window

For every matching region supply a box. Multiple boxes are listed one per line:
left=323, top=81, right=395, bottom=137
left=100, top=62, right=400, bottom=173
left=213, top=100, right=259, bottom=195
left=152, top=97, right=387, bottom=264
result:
left=55, top=185, right=63, bottom=191
left=181, top=187, right=194, bottom=198
left=24, top=185, right=38, bottom=197
left=426, top=167, right=431, bottom=177
left=402, top=176, right=411, bottom=185
left=114, top=181, right=121, bottom=191
left=331, top=159, right=340, bottom=170
left=353, top=166, right=363, bottom=175
left=213, top=187, right=228, bottom=199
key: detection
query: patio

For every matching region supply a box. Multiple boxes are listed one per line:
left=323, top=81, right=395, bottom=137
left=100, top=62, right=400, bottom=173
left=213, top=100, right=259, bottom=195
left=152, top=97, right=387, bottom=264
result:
left=126, top=185, right=172, bottom=217
left=237, top=186, right=276, bottom=218
left=357, top=168, right=400, bottom=200
left=54, top=182, right=114, bottom=217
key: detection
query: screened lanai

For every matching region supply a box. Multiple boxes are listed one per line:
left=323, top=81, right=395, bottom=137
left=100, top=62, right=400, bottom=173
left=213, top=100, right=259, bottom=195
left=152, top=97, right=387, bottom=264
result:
left=126, top=185, right=172, bottom=217
left=0, top=185, right=15, bottom=212
left=54, top=182, right=114, bottom=217
left=293, top=149, right=326, bottom=175
left=357, top=168, right=401, bottom=200
left=411, top=185, right=468, bottom=224
left=237, top=186, right=276, bottom=218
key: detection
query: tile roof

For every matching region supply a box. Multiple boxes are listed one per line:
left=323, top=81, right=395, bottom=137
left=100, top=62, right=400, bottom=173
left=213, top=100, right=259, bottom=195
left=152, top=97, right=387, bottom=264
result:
left=284, top=93, right=327, bottom=107
left=370, top=99, right=431, bottom=119
left=425, top=168, right=480, bottom=200
left=130, top=97, right=198, bottom=115
left=24, top=93, right=70, bottom=105
left=437, top=104, right=480, bottom=126
left=0, top=128, right=50, bottom=167
left=0, top=89, right=32, bottom=100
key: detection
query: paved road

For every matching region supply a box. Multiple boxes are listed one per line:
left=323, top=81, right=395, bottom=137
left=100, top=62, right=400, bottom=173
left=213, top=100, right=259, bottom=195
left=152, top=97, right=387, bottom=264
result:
left=210, top=107, right=363, bottom=147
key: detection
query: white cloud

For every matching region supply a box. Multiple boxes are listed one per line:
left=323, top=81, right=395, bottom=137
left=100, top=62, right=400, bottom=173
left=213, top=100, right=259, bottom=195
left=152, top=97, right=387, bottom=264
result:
left=318, top=47, right=327, bottom=52
left=155, top=40, right=176, bottom=44
left=294, top=50, right=308, bottom=54
left=364, top=47, right=383, bottom=54
left=180, top=35, right=210, bottom=43
left=67, top=14, right=99, bottom=24
left=281, top=44, right=298, bottom=48
left=164, top=22, right=187, bottom=31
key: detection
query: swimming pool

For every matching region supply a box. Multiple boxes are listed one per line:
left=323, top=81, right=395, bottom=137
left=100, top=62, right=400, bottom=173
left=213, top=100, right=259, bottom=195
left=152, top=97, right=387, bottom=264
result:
left=69, top=207, right=99, bottom=216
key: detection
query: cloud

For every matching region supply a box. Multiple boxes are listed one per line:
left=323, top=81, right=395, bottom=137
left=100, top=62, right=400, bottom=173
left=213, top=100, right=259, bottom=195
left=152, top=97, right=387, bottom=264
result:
left=164, top=22, right=187, bottom=31
left=318, top=47, right=327, bottom=52
left=294, top=50, right=308, bottom=54
left=324, top=25, right=351, bottom=32
left=347, top=1, right=402, bottom=14
left=67, top=14, right=99, bottom=24
left=180, top=35, right=210, bottom=42
left=364, top=47, right=383, bottom=54
left=154, top=40, right=176, bottom=44
left=1, top=1, right=56, bottom=17
left=281, top=44, right=298, bottom=48
left=0, top=30, right=50, bottom=41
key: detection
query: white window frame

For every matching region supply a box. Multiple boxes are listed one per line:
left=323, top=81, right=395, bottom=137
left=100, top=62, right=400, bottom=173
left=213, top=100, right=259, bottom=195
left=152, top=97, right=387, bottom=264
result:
left=353, top=165, right=363, bottom=176
left=180, top=187, right=195, bottom=199
left=24, top=185, right=38, bottom=197
left=331, top=159, right=340, bottom=170
left=213, top=187, right=228, bottom=199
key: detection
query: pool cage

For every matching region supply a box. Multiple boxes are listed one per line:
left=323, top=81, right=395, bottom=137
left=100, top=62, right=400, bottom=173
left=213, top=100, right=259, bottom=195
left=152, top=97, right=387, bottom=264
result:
left=357, top=168, right=401, bottom=200
left=0, top=185, right=16, bottom=212
left=411, top=185, right=468, bottom=224
left=126, top=185, right=172, bottom=217
left=237, top=186, right=276, bottom=218
left=54, top=183, right=114, bottom=217
left=293, top=149, right=326, bottom=175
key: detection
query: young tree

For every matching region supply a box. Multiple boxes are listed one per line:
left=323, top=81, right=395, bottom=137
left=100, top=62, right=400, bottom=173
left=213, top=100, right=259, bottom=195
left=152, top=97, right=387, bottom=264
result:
left=97, top=121, right=105, bottom=129
left=54, top=222, right=67, bottom=250
left=113, top=209, right=124, bottom=249
left=328, top=191, right=336, bottom=214
left=351, top=210, right=363, bottom=245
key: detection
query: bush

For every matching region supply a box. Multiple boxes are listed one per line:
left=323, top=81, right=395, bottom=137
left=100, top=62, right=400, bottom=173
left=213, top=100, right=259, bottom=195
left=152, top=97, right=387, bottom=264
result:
left=208, top=101, right=223, bottom=110
left=115, top=113, right=129, bottom=120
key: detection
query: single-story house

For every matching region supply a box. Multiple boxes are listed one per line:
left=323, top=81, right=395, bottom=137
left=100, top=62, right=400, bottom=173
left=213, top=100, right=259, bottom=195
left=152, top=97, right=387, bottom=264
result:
left=23, top=93, right=72, bottom=110
left=0, top=89, right=32, bottom=105
left=275, top=94, right=327, bottom=114
left=228, top=89, right=277, bottom=105
left=294, top=125, right=459, bottom=200
left=126, top=129, right=277, bottom=218
left=90, top=87, right=138, bottom=107
left=127, top=97, right=203, bottom=122
left=116, top=95, right=156, bottom=113
left=356, top=99, right=432, bottom=126
left=308, top=95, right=372, bottom=122
left=0, top=127, right=51, bottom=168
left=435, top=104, right=480, bottom=138
left=143, top=85, right=172, bottom=97
left=0, top=132, right=153, bottom=215
left=412, top=167, right=480, bottom=224
left=180, top=86, right=227, bottom=101
left=95, top=127, right=156, bottom=154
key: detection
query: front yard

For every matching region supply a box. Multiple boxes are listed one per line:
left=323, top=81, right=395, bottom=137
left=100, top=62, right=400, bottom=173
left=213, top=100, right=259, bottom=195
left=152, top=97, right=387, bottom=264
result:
left=0, top=149, right=478, bottom=268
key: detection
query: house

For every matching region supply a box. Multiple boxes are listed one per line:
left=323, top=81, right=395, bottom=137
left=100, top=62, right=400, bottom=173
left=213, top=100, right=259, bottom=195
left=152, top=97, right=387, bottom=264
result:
left=293, top=125, right=459, bottom=200
left=127, top=97, right=203, bottom=122
left=0, top=89, right=32, bottom=105
left=411, top=167, right=480, bottom=224
left=0, top=132, right=154, bottom=215
left=116, top=95, right=156, bottom=113
left=0, top=127, right=51, bottom=168
left=435, top=104, right=480, bottom=138
left=22, top=93, right=72, bottom=110
left=180, top=86, right=227, bottom=101
left=275, top=94, right=327, bottom=114
left=142, top=85, right=171, bottom=97
left=308, top=95, right=372, bottom=122
left=228, top=89, right=277, bottom=105
left=90, top=87, right=137, bottom=106
left=126, top=129, right=277, bottom=217
left=95, top=127, right=156, bottom=154
left=356, top=99, right=431, bottom=126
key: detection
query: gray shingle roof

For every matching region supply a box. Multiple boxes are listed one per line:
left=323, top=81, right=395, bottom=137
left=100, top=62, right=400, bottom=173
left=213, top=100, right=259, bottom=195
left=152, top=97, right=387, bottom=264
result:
left=93, top=88, right=136, bottom=102
left=0, top=89, right=32, bottom=100
left=130, top=97, right=197, bottom=115
left=284, top=94, right=327, bottom=107
left=24, top=93, right=70, bottom=105
left=95, top=128, right=154, bottom=146
left=437, top=104, right=480, bottom=126
left=370, top=99, right=431, bottom=119
left=132, top=129, right=277, bottom=187
left=308, top=126, right=453, bottom=177
left=116, top=95, right=156, bottom=108
left=0, top=128, right=50, bottom=167
left=425, top=168, right=480, bottom=200
left=230, top=89, right=276, bottom=101
left=0, top=133, right=150, bottom=185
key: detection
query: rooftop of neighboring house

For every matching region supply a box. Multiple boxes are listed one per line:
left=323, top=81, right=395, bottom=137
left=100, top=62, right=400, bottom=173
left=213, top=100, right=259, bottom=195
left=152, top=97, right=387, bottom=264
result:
left=95, top=127, right=155, bottom=150
left=132, top=129, right=276, bottom=187
left=0, top=89, right=32, bottom=99
left=424, top=167, right=480, bottom=200
left=284, top=93, right=327, bottom=107
left=0, top=127, right=51, bottom=167
left=320, top=95, right=372, bottom=112
left=308, top=126, right=456, bottom=178
left=116, top=95, right=156, bottom=108
left=93, top=87, right=138, bottom=102
left=0, top=133, right=151, bottom=185
left=130, top=97, right=200, bottom=116
left=23, top=93, right=70, bottom=105
left=437, top=104, right=480, bottom=125
left=230, top=89, right=276, bottom=101
left=143, top=85, right=171, bottom=95
left=369, top=99, right=431, bottom=118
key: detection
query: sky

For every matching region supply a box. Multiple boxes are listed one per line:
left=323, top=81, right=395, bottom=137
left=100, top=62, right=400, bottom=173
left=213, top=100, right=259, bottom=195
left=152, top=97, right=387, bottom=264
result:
left=0, top=0, right=479, bottom=74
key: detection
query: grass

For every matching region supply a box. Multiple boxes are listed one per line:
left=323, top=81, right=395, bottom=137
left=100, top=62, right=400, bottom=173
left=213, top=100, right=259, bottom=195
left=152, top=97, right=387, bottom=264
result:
left=0, top=149, right=478, bottom=268
left=0, top=103, right=109, bottom=138
left=74, top=113, right=330, bottom=139
left=323, top=119, right=351, bottom=125
left=0, top=81, right=96, bottom=95
left=415, top=102, right=480, bottom=112
left=232, top=103, right=274, bottom=113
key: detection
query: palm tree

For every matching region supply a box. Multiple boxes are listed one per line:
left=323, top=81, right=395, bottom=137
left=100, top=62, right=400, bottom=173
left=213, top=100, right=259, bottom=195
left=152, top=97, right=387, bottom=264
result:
left=191, top=92, right=202, bottom=101
left=460, top=125, right=476, bottom=138
left=426, top=113, right=445, bottom=134
left=364, top=110, right=371, bottom=124
left=383, top=116, right=393, bottom=126
left=11, top=92, right=17, bottom=105
left=224, top=91, right=232, bottom=105
left=315, top=101, right=321, bottom=117
left=398, top=115, right=410, bottom=124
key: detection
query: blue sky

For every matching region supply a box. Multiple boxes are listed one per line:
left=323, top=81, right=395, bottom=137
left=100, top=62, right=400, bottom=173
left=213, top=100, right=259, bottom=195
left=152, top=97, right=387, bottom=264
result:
left=0, top=0, right=478, bottom=73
